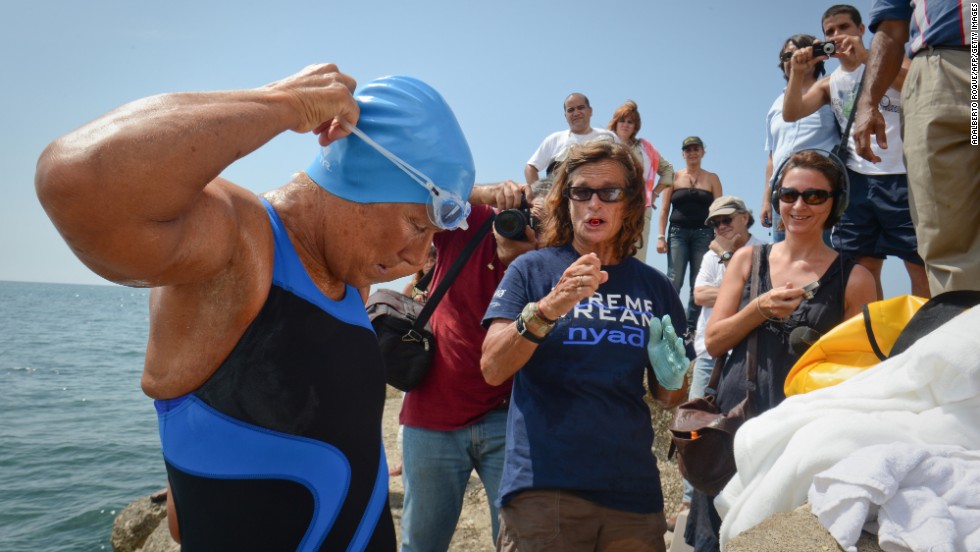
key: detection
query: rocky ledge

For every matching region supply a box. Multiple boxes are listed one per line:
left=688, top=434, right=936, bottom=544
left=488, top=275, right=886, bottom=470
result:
left=111, top=489, right=178, bottom=552
left=111, top=386, right=882, bottom=551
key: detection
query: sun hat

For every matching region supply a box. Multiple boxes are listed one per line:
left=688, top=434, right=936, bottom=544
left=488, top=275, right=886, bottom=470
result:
left=704, top=195, right=749, bottom=225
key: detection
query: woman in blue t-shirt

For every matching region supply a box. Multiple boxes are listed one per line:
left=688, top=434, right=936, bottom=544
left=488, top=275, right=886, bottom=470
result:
left=481, top=140, right=690, bottom=552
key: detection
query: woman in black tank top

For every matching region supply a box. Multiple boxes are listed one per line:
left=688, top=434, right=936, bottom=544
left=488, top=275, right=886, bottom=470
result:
left=656, top=136, right=722, bottom=333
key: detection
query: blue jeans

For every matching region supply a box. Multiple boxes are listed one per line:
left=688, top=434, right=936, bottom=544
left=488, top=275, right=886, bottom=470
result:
left=400, top=409, right=507, bottom=552
left=667, top=225, right=714, bottom=332
left=688, top=354, right=716, bottom=402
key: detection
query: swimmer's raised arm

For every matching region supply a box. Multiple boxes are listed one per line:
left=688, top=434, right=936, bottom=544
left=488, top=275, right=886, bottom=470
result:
left=35, top=63, right=358, bottom=287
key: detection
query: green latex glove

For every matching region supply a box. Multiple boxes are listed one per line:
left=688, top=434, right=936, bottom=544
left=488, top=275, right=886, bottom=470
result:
left=647, top=314, right=688, bottom=390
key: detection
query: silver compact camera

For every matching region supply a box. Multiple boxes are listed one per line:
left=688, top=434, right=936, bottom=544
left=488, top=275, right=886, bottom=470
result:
left=811, top=41, right=836, bottom=57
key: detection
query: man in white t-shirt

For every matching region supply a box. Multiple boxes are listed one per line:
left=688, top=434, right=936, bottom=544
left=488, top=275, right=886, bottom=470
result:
left=781, top=4, right=928, bottom=300
left=524, top=93, right=618, bottom=184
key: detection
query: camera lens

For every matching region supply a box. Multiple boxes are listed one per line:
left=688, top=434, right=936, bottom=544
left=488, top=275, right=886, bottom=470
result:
left=494, top=209, right=529, bottom=241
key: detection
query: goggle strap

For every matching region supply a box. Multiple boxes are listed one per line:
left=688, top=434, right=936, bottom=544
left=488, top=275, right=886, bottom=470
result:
left=339, top=120, right=440, bottom=196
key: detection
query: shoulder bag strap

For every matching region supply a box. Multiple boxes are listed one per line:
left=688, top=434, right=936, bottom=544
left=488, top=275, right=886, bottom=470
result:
left=704, top=353, right=727, bottom=396
left=414, top=266, right=434, bottom=292
left=746, top=245, right=764, bottom=392
left=704, top=244, right=765, bottom=397
left=411, top=214, right=496, bottom=332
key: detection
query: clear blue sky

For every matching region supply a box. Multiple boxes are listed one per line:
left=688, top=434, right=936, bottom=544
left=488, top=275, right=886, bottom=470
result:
left=3, top=0, right=914, bottom=297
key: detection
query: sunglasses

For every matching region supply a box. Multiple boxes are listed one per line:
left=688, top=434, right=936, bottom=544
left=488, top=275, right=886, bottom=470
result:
left=709, top=216, right=734, bottom=228
left=340, top=120, right=471, bottom=230
left=564, top=187, right=627, bottom=202
left=780, top=51, right=793, bottom=62
left=777, top=188, right=832, bottom=205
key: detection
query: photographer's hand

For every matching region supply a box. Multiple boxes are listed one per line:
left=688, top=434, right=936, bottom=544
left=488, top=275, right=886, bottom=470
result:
left=493, top=225, right=537, bottom=266
left=783, top=49, right=823, bottom=122
left=834, top=35, right=868, bottom=65
left=470, top=180, right=528, bottom=209
left=790, top=47, right=820, bottom=75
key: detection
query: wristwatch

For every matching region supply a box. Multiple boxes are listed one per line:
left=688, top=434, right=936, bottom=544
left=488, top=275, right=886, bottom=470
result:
left=719, top=251, right=733, bottom=264
left=515, top=302, right=555, bottom=343
left=515, top=314, right=545, bottom=343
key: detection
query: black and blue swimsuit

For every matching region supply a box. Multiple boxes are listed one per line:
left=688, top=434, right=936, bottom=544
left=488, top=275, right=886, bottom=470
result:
left=154, top=198, right=394, bottom=551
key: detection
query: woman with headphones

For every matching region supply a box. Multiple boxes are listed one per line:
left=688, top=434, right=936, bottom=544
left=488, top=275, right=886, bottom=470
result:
left=684, top=150, right=877, bottom=552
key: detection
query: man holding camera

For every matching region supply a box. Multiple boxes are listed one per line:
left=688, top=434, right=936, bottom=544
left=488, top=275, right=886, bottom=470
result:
left=398, top=179, right=550, bottom=552
left=782, top=4, right=929, bottom=300
left=524, top=93, right=618, bottom=184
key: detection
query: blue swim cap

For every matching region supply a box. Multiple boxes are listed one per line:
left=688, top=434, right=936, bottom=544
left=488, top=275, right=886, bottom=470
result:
left=306, top=75, right=475, bottom=206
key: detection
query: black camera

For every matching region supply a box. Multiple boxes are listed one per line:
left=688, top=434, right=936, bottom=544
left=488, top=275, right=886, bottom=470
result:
left=811, top=41, right=836, bottom=57
left=494, top=194, right=536, bottom=241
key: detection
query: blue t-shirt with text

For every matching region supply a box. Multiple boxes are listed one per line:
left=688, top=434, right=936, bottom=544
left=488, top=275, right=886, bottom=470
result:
left=483, top=244, right=686, bottom=513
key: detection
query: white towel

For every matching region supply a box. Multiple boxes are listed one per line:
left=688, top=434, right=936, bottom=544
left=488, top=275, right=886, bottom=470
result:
left=809, top=443, right=980, bottom=552
left=715, top=307, right=980, bottom=549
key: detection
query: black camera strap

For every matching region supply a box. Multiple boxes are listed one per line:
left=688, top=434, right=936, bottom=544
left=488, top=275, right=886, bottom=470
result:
left=411, top=213, right=496, bottom=333
left=832, top=70, right=866, bottom=165
left=414, top=264, right=434, bottom=292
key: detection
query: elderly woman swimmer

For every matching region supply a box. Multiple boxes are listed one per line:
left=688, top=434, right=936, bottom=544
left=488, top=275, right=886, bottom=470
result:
left=480, top=140, right=689, bottom=552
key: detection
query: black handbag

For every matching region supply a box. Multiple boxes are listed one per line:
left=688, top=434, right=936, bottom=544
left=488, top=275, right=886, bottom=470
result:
left=668, top=245, right=763, bottom=496
left=366, top=289, right=434, bottom=392
left=365, top=215, right=494, bottom=391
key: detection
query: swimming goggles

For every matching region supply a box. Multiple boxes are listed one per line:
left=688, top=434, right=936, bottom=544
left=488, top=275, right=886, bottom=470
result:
left=339, top=120, right=471, bottom=230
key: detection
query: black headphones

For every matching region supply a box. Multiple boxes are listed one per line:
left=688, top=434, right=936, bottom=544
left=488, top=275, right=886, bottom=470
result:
left=771, top=149, right=849, bottom=228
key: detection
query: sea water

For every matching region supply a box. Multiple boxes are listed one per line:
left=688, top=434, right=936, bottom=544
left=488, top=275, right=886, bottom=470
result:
left=0, top=281, right=165, bottom=551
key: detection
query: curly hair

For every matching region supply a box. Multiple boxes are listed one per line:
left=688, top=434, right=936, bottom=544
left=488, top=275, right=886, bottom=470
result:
left=539, top=140, right=646, bottom=261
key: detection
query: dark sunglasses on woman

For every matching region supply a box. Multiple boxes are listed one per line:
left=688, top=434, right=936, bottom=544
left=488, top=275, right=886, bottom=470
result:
left=777, top=188, right=832, bottom=205
left=564, top=187, right=626, bottom=202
